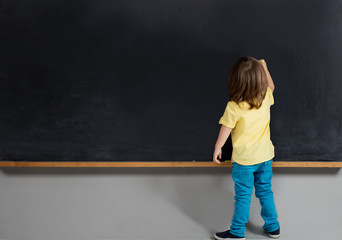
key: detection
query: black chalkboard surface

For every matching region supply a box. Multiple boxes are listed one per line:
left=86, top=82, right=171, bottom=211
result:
left=0, top=0, right=341, bottom=163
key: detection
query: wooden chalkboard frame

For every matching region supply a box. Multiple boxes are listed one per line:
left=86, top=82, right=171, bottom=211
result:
left=0, top=161, right=341, bottom=168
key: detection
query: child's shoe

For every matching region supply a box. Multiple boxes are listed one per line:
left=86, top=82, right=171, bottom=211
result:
left=267, top=227, right=280, bottom=239
left=214, top=230, right=245, bottom=240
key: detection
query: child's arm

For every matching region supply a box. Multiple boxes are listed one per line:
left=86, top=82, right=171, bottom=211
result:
left=213, top=125, right=232, bottom=164
left=259, top=59, right=275, bottom=92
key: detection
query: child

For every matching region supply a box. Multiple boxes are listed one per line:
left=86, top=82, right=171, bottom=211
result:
left=212, top=56, right=280, bottom=240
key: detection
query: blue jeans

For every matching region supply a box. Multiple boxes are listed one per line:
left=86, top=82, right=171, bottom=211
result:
left=230, top=159, right=279, bottom=237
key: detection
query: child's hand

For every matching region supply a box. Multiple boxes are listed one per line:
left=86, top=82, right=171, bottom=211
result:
left=213, top=147, right=222, bottom=164
left=259, top=58, right=275, bottom=92
left=259, top=59, right=267, bottom=69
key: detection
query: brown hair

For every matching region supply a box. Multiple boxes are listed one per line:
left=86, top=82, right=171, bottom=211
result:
left=228, top=56, right=268, bottom=109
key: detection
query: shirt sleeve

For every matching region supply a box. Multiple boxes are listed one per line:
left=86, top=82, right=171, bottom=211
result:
left=219, top=101, right=239, bottom=129
left=267, top=87, right=274, bottom=106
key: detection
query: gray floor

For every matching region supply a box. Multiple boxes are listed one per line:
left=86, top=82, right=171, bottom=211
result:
left=0, top=167, right=341, bottom=240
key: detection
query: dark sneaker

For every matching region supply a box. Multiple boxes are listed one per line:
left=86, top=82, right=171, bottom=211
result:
left=214, top=230, right=245, bottom=240
left=267, top=227, right=280, bottom=239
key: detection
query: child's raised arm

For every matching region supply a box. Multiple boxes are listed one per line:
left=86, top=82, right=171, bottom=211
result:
left=259, top=59, right=275, bottom=92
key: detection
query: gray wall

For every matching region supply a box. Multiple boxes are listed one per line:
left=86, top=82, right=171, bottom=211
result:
left=0, top=167, right=341, bottom=240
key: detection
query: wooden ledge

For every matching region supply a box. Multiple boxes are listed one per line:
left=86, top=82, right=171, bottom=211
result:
left=0, top=161, right=341, bottom=168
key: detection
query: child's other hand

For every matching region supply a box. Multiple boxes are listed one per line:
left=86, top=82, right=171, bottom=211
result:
left=259, top=59, right=268, bottom=69
left=213, top=147, right=222, bottom=164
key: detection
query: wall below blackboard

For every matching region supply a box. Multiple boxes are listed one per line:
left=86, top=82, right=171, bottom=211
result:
left=0, top=167, right=341, bottom=239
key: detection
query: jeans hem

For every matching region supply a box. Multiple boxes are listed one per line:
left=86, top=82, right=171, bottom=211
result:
left=264, top=225, right=280, bottom=233
left=229, top=229, right=245, bottom=238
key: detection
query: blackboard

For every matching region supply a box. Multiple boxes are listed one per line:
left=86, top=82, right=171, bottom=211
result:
left=0, top=0, right=341, bottom=163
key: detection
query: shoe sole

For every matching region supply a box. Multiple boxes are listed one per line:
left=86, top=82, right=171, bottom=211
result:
left=268, top=233, right=280, bottom=239
left=214, top=233, right=246, bottom=240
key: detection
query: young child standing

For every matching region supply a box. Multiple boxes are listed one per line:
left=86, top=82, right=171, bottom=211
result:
left=213, top=56, right=280, bottom=240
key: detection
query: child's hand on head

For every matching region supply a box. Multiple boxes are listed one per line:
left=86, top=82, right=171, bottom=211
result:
left=258, top=59, right=267, bottom=69
left=213, top=147, right=222, bottom=164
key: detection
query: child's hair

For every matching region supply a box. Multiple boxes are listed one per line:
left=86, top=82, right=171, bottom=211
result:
left=228, top=56, right=268, bottom=109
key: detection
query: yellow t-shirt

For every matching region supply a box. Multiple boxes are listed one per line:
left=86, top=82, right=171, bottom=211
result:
left=219, top=87, right=275, bottom=165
